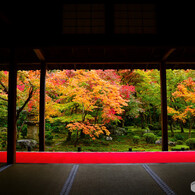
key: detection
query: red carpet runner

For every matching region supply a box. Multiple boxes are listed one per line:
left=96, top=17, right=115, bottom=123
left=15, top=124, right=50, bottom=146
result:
left=0, top=151, right=195, bottom=163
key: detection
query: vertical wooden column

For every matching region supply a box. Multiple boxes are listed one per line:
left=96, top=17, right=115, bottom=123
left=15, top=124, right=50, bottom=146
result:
left=160, top=62, right=168, bottom=151
left=7, top=49, right=17, bottom=164
left=39, top=61, right=46, bottom=151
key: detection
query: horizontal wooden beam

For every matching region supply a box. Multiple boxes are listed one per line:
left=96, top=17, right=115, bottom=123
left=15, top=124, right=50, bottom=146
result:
left=166, top=61, right=195, bottom=64
left=1, top=61, right=195, bottom=65
left=0, top=62, right=195, bottom=71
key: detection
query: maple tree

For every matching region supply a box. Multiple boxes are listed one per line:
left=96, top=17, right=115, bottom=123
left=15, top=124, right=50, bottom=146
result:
left=166, top=69, right=195, bottom=134
left=119, top=69, right=161, bottom=129
left=46, top=69, right=130, bottom=145
left=168, top=77, right=195, bottom=137
left=0, top=68, right=194, bottom=149
left=119, top=69, right=195, bottom=136
left=139, top=70, right=161, bottom=129
left=116, top=70, right=142, bottom=127
left=0, top=70, right=40, bottom=138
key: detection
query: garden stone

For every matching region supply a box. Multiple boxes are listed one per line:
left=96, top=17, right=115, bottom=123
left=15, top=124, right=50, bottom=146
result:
left=155, top=138, right=176, bottom=146
left=106, top=136, right=113, bottom=141
left=17, top=139, right=37, bottom=149
left=109, top=127, right=127, bottom=136
left=155, top=139, right=162, bottom=145
left=25, top=113, right=39, bottom=141
left=26, top=121, right=39, bottom=141
left=143, top=129, right=151, bottom=134
left=168, top=141, right=176, bottom=146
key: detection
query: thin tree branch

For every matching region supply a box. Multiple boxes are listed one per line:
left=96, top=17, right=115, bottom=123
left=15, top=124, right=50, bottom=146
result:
left=0, top=96, right=8, bottom=101
left=0, top=80, right=8, bottom=94
left=16, top=85, right=34, bottom=120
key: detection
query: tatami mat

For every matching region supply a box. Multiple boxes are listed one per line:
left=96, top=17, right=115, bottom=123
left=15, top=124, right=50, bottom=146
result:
left=148, top=163, right=195, bottom=195
left=1, top=163, right=195, bottom=195
left=69, top=165, right=165, bottom=195
left=0, top=164, right=73, bottom=195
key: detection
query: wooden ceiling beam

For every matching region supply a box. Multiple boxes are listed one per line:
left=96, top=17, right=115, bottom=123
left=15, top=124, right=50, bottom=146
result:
left=0, top=12, right=11, bottom=25
left=162, top=48, right=176, bottom=61
left=1, top=61, right=195, bottom=66
left=33, top=49, right=45, bottom=61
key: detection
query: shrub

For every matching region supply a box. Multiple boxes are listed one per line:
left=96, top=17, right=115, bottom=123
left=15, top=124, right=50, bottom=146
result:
left=81, top=138, right=92, bottom=146
left=128, top=130, right=135, bottom=136
left=45, top=123, right=52, bottom=131
left=148, top=123, right=161, bottom=131
left=169, top=137, right=176, bottom=142
left=171, top=145, right=189, bottom=151
left=133, top=136, right=140, bottom=144
left=143, top=133, right=157, bottom=144
left=185, top=138, right=195, bottom=149
left=45, top=140, right=53, bottom=146
left=54, top=134, right=60, bottom=138
left=142, top=129, right=151, bottom=134
left=156, top=131, right=162, bottom=137
left=52, top=127, right=61, bottom=133
left=21, top=124, right=27, bottom=138
left=176, top=140, right=184, bottom=145
left=125, top=127, right=135, bottom=136
left=0, top=131, right=7, bottom=148
left=174, top=134, right=184, bottom=141
left=45, top=131, right=53, bottom=141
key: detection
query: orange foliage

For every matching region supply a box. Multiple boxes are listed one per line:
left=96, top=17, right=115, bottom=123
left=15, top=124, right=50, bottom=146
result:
left=67, top=121, right=110, bottom=140
left=168, top=77, right=195, bottom=123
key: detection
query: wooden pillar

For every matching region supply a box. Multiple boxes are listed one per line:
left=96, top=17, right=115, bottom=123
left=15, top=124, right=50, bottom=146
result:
left=39, top=61, right=46, bottom=151
left=7, top=49, right=17, bottom=164
left=160, top=62, right=168, bottom=151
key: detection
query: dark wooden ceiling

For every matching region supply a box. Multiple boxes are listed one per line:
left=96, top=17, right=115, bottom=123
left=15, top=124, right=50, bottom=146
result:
left=0, top=1, right=195, bottom=70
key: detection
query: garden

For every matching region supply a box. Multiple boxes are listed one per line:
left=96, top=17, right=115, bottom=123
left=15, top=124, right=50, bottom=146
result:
left=0, top=69, right=194, bottom=152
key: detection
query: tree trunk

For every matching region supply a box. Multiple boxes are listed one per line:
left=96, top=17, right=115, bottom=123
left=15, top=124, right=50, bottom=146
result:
left=74, top=130, right=79, bottom=147
left=80, top=103, right=86, bottom=139
left=180, top=121, right=184, bottom=133
left=149, top=109, right=152, bottom=124
left=140, top=112, right=145, bottom=129
left=121, top=119, right=125, bottom=128
left=121, top=110, right=126, bottom=128
left=94, top=107, right=100, bottom=124
left=66, top=131, right=72, bottom=141
left=169, top=118, right=174, bottom=137
left=153, top=107, right=156, bottom=123
left=188, top=119, right=193, bottom=138
left=80, top=130, right=85, bottom=139
left=159, top=114, right=161, bottom=124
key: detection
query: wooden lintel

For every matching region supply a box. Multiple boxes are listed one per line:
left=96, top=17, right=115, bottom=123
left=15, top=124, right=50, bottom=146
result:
left=0, top=61, right=195, bottom=71
left=162, top=48, right=176, bottom=61
left=33, top=49, right=45, bottom=61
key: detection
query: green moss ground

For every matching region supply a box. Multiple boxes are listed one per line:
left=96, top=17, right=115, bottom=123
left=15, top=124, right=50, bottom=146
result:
left=43, top=127, right=194, bottom=152
left=1, top=127, right=194, bottom=152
